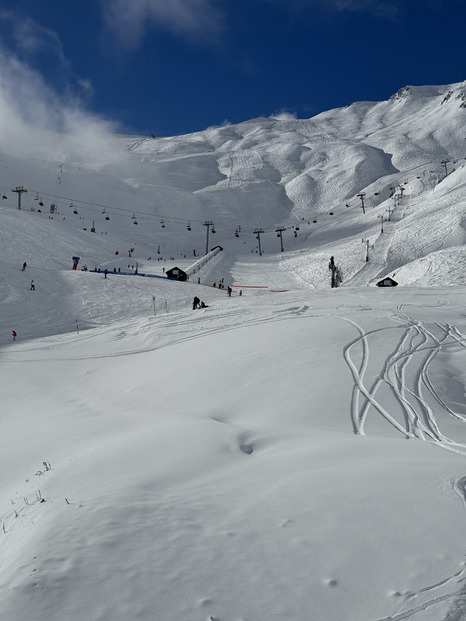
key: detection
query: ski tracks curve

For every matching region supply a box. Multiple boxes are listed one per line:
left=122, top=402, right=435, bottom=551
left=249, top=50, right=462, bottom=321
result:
left=341, top=306, right=466, bottom=451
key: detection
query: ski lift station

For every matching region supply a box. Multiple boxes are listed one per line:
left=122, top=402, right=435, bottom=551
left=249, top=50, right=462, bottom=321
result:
left=166, top=267, right=188, bottom=281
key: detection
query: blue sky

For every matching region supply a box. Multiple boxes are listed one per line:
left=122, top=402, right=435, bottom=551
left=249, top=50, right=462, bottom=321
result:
left=0, top=0, right=465, bottom=137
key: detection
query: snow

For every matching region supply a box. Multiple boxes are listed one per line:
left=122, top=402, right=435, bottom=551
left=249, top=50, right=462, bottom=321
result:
left=2, top=81, right=466, bottom=620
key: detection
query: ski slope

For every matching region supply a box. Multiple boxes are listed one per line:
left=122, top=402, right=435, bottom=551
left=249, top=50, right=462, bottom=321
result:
left=1, top=82, right=466, bottom=620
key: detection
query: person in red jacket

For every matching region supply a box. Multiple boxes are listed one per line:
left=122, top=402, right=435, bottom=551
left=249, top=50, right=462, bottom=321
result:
left=12, top=331, right=17, bottom=341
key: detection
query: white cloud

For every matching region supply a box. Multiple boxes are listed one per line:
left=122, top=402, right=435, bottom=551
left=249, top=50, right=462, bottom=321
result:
left=0, top=12, right=96, bottom=101
left=101, top=0, right=224, bottom=47
left=0, top=12, right=117, bottom=157
left=0, top=45, right=118, bottom=158
left=0, top=11, right=69, bottom=66
left=271, top=111, right=298, bottom=121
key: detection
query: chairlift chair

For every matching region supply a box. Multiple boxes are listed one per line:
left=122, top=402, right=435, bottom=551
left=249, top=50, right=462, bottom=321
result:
left=187, top=222, right=192, bottom=231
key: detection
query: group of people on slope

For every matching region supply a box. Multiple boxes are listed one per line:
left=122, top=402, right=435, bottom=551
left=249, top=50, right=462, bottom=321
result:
left=192, top=297, right=208, bottom=310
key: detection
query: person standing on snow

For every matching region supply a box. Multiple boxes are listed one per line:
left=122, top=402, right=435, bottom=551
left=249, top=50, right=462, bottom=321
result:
left=193, top=296, right=200, bottom=310
left=30, top=280, right=35, bottom=290
left=22, top=262, right=27, bottom=271
left=227, top=286, right=232, bottom=297
left=12, top=331, right=17, bottom=341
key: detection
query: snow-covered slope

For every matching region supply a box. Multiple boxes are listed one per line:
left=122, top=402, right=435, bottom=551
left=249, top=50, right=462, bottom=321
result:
left=1, top=82, right=466, bottom=621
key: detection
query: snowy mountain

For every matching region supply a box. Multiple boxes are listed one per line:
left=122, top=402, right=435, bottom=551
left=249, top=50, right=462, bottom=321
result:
left=1, top=82, right=466, bottom=621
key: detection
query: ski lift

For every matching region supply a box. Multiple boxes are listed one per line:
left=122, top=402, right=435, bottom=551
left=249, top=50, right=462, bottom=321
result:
left=105, top=213, right=110, bottom=220
left=329, top=212, right=334, bottom=215
left=187, top=222, right=191, bottom=231
left=91, top=221, right=96, bottom=233
left=39, top=198, right=44, bottom=206
left=131, top=212, right=136, bottom=220
left=211, top=226, right=216, bottom=234
left=312, top=219, right=317, bottom=223
left=235, top=229, right=239, bottom=237
left=133, top=219, right=138, bottom=225
left=73, top=209, right=78, bottom=215
left=295, top=225, right=300, bottom=231
left=2, top=193, right=7, bottom=199
left=34, top=193, right=39, bottom=201
left=161, top=219, right=165, bottom=228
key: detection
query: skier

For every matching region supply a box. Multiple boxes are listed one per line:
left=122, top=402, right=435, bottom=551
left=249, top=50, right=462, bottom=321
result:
left=12, top=330, right=17, bottom=341
left=30, top=280, right=35, bottom=290
left=227, top=286, right=232, bottom=297
left=193, top=296, right=200, bottom=310
left=21, top=262, right=27, bottom=271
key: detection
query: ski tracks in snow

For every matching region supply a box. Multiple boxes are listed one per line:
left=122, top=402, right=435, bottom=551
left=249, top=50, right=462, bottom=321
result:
left=342, top=305, right=466, bottom=450
left=341, top=305, right=466, bottom=619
